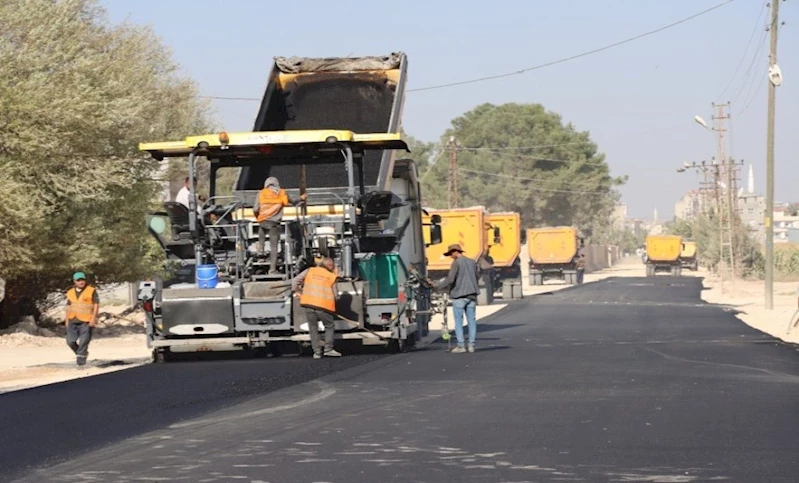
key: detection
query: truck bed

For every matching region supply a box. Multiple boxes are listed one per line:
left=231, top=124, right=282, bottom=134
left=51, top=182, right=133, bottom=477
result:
left=487, top=212, right=521, bottom=268
left=527, top=227, right=578, bottom=265
left=236, top=53, right=407, bottom=198
left=423, top=207, right=488, bottom=273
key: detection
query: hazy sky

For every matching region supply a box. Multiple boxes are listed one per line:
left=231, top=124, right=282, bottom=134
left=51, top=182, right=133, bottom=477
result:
left=103, top=0, right=797, bottom=220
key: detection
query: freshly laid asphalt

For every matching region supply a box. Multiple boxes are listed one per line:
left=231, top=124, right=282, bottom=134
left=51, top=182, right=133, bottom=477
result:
left=3, top=275, right=799, bottom=482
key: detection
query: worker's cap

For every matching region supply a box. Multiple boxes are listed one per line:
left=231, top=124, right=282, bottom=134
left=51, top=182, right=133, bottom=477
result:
left=443, top=244, right=464, bottom=256
left=72, top=272, right=86, bottom=281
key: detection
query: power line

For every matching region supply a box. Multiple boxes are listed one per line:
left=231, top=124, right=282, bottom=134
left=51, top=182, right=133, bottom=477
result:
left=459, top=150, right=604, bottom=165
left=716, top=1, right=768, bottom=101
left=457, top=141, right=594, bottom=151
left=737, top=65, right=768, bottom=116
left=407, top=0, right=735, bottom=93
left=198, top=1, right=734, bottom=101
left=729, top=29, right=769, bottom=104
left=458, top=168, right=614, bottom=195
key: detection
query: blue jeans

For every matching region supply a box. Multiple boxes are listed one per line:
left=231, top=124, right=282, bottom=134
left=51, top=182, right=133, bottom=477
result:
left=452, top=297, right=477, bottom=347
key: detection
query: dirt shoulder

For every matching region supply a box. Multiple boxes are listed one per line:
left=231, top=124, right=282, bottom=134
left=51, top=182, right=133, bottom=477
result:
left=700, top=271, right=799, bottom=345
left=0, top=307, right=151, bottom=394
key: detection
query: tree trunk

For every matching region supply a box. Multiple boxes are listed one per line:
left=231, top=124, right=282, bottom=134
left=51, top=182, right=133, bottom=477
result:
left=0, top=284, right=42, bottom=329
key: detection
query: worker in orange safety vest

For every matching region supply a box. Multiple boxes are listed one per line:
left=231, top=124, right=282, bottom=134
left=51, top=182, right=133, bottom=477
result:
left=64, top=272, right=100, bottom=367
left=292, top=257, right=341, bottom=358
left=253, top=176, right=306, bottom=273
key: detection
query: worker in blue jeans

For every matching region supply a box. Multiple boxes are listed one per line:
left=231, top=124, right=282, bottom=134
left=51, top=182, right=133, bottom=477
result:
left=431, top=244, right=480, bottom=353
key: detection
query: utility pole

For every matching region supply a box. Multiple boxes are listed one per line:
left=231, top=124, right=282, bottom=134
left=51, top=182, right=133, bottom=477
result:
left=712, top=102, right=735, bottom=281
left=765, top=0, right=781, bottom=310
left=447, top=136, right=459, bottom=209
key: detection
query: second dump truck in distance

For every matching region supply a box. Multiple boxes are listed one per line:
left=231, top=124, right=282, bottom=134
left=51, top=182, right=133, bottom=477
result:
left=527, top=226, right=584, bottom=285
left=680, top=240, right=698, bottom=271
left=485, top=212, right=522, bottom=284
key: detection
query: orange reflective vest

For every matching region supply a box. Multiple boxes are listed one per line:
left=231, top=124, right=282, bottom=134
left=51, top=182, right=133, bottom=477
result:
left=66, top=286, right=97, bottom=323
left=256, top=188, right=289, bottom=222
left=299, top=267, right=337, bottom=313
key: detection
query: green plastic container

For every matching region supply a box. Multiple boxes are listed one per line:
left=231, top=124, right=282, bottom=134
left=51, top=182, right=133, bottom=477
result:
left=358, top=254, right=401, bottom=299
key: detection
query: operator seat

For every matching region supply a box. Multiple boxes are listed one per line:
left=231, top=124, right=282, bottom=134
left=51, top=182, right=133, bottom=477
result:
left=162, top=202, right=200, bottom=259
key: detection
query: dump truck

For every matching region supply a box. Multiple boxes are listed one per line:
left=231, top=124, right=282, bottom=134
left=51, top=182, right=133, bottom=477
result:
left=527, top=226, right=584, bottom=285
left=136, top=53, right=446, bottom=361
left=486, top=212, right=523, bottom=298
left=680, top=240, right=698, bottom=271
left=422, top=206, right=496, bottom=303
left=645, top=235, right=683, bottom=276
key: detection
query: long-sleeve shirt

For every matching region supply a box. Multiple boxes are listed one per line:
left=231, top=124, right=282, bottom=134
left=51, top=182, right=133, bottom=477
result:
left=435, top=256, right=480, bottom=300
left=253, top=191, right=302, bottom=223
left=292, top=268, right=310, bottom=293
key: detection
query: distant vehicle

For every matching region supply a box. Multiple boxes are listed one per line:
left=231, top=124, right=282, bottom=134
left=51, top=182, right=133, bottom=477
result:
left=422, top=206, right=496, bottom=303
left=680, top=240, right=699, bottom=271
left=527, top=226, right=584, bottom=285
left=485, top=212, right=523, bottom=297
left=645, top=235, right=683, bottom=276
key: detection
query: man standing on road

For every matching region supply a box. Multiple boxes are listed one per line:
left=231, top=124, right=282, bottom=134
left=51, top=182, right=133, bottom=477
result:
left=576, top=253, right=586, bottom=284
left=431, top=244, right=480, bottom=354
left=64, top=272, right=99, bottom=367
left=253, top=176, right=306, bottom=273
left=292, top=257, right=342, bottom=359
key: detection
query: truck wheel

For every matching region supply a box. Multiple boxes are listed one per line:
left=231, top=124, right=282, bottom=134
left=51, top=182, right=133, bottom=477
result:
left=389, top=336, right=412, bottom=353
left=153, top=348, right=174, bottom=363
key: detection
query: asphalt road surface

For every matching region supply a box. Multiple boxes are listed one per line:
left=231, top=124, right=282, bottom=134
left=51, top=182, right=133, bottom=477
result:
left=3, top=276, right=799, bottom=482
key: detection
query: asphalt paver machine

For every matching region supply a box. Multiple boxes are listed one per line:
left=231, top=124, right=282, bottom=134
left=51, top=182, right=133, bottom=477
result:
left=138, top=130, right=443, bottom=362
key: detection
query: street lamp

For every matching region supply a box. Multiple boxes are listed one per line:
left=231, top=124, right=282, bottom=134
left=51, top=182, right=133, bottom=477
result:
left=694, top=115, right=712, bottom=131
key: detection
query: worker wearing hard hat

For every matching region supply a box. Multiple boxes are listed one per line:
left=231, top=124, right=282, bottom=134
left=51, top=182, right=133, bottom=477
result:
left=292, top=258, right=342, bottom=358
left=64, top=272, right=100, bottom=367
left=253, top=176, right=307, bottom=273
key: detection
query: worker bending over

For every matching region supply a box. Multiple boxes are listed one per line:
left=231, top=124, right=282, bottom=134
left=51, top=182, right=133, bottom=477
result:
left=253, top=176, right=306, bottom=273
left=292, top=257, right=342, bottom=358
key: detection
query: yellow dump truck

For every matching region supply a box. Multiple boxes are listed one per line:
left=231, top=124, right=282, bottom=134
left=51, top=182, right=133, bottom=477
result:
left=486, top=212, right=523, bottom=297
left=423, top=206, right=497, bottom=303
left=527, top=226, right=583, bottom=285
left=645, top=235, right=683, bottom=276
left=423, top=207, right=488, bottom=277
left=680, top=240, right=698, bottom=271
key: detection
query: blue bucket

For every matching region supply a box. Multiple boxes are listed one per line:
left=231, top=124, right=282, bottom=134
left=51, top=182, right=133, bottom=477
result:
left=196, top=264, right=219, bottom=289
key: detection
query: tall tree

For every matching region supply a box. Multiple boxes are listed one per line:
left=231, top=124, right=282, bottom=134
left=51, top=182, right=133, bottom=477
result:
left=401, top=130, right=437, bottom=174
left=422, top=103, right=625, bottom=237
left=0, top=0, right=213, bottom=325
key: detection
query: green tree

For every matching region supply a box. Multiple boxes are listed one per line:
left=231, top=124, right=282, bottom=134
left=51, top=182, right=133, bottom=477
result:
left=667, top=218, right=694, bottom=238
left=0, top=0, right=214, bottom=325
left=421, top=103, right=624, bottom=237
left=401, top=130, right=437, bottom=174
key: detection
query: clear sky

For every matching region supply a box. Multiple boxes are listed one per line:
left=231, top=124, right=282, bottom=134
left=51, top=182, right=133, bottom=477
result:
left=102, top=0, right=797, bottom=220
